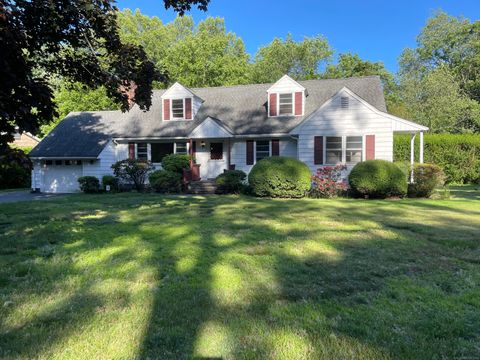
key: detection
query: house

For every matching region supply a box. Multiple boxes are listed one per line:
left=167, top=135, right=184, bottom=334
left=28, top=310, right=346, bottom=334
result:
left=29, top=75, right=428, bottom=193
left=9, top=127, right=40, bottom=149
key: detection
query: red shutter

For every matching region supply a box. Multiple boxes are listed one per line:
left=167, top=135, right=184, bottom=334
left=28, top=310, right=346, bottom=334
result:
left=294, top=92, right=303, bottom=115
left=269, top=93, right=277, bottom=116
left=185, top=98, right=192, bottom=120
left=128, top=143, right=135, bottom=159
left=271, top=139, right=279, bottom=156
left=314, top=136, right=323, bottom=165
left=366, top=135, right=375, bottom=160
left=246, top=140, right=254, bottom=165
left=163, top=99, right=170, bottom=120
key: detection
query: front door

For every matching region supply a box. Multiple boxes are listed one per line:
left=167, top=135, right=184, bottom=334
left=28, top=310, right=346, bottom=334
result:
left=207, top=142, right=226, bottom=179
left=194, top=140, right=227, bottom=179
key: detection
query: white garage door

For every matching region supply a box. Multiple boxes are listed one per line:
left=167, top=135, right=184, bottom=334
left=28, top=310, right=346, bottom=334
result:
left=43, top=166, right=83, bottom=193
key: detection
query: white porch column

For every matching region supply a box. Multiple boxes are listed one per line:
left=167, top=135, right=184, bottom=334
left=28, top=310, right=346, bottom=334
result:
left=410, top=133, right=416, bottom=183
left=419, top=131, right=424, bottom=164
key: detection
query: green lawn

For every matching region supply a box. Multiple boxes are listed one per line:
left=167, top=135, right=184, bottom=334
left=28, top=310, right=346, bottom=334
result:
left=0, top=192, right=479, bottom=359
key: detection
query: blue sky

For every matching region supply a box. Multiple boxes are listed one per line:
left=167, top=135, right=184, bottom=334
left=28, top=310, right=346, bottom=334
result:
left=115, top=0, right=479, bottom=73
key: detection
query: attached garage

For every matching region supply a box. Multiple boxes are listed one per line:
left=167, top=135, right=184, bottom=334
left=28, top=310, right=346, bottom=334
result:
left=42, top=162, right=83, bottom=193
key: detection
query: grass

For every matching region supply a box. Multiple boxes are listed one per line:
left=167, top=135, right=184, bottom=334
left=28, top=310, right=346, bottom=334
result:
left=0, top=192, right=479, bottom=359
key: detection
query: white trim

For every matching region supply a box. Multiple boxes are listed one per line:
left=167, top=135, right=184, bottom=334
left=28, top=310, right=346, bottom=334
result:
left=254, top=139, right=272, bottom=164
left=188, top=116, right=234, bottom=139
left=419, top=131, right=424, bottom=164
left=323, top=135, right=365, bottom=166
left=290, top=86, right=429, bottom=135
left=277, top=92, right=294, bottom=116
left=266, top=74, right=305, bottom=93
left=161, top=82, right=198, bottom=99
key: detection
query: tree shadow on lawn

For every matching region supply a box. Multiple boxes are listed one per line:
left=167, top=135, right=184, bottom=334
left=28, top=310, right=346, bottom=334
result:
left=138, top=197, right=480, bottom=359
left=0, top=195, right=479, bottom=359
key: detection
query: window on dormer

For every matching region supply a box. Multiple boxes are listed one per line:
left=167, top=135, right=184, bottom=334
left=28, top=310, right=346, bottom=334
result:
left=279, top=93, right=293, bottom=115
left=171, top=99, right=184, bottom=119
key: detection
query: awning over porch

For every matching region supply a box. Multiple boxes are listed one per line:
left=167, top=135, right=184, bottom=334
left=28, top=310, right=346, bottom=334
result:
left=389, top=114, right=429, bottom=182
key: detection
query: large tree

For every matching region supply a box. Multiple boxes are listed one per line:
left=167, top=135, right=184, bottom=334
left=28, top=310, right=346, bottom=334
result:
left=249, top=34, right=333, bottom=83
left=39, top=81, right=120, bottom=136
left=398, top=11, right=480, bottom=132
left=0, top=0, right=209, bottom=149
left=118, top=11, right=249, bottom=88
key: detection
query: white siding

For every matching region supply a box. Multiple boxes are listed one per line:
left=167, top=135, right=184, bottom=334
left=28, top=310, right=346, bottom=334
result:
left=231, top=138, right=298, bottom=174
left=267, top=75, right=304, bottom=93
left=115, top=142, right=129, bottom=161
left=296, top=90, right=393, bottom=172
left=189, top=118, right=233, bottom=139
left=162, top=82, right=202, bottom=120
left=82, top=140, right=116, bottom=179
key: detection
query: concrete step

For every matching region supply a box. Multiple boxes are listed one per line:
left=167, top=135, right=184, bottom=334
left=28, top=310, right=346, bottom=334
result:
left=188, top=181, right=218, bottom=194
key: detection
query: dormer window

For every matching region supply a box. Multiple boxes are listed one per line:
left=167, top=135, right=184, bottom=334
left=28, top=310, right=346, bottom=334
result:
left=267, top=75, right=306, bottom=117
left=279, top=93, right=293, bottom=115
left=172, top=99, right=184, bottom=119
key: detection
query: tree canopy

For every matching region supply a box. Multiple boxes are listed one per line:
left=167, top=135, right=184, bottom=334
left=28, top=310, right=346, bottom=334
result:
left=248, top=34, right=333, bottom=83
left=397, top=11, right=480, bottom=133
left=0, top=0, right=209, bottom=149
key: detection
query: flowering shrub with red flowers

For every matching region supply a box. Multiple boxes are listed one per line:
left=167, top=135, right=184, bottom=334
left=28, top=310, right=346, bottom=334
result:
left=310, top=165, right=348, bottom=198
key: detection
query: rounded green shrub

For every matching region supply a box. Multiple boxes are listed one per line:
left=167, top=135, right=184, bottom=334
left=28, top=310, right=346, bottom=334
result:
left=215, top=170, right=247, bottom=194
left=349, top=160, right=407, bottom=198
left=248, top=157, right=311, bottom=198
left=161, top=154, right=190, bottom=174
left=149, top=170, right=182, bottom=193
left=102, top=175, right=118, bottom=192
left=78, top=176, right=100, bottom=193
left=408, top=163, right=445, bottom=198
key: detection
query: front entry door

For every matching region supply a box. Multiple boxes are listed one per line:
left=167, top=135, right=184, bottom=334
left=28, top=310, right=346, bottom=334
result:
left=207, top=142, right=226, bottom=179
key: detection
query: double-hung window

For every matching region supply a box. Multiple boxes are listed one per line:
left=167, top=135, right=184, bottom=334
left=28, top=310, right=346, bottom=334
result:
left=255, top=140, right=270, bottom=162
left=137, top=143, right=148, bottom=160
left=325, top=137, right=343, bottom=164
left=278, top=93, right=293, bottom=115
left=346, top=136, right=363, bottom=164
left=175, top=142, right=187, bottom=154
left=171, top=99, right=184, bottom=119
left=324, top=136, right=363, bottom=164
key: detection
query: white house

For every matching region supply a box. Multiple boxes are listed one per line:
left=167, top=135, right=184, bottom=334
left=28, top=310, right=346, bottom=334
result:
left=29, top=75, right=428, bottom=193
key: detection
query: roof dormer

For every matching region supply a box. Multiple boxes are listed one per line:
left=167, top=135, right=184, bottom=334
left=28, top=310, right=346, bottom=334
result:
left=267, top=75, right=306, bottom=117
left=161, top=82, right=203, bottom=121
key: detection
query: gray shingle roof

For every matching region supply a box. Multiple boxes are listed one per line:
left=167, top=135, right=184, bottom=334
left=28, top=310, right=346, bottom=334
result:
left=30, top=76, right=386, bottom=158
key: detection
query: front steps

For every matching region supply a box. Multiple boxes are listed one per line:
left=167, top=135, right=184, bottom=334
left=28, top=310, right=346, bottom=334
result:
left=188, top=180, right=218, bottom=195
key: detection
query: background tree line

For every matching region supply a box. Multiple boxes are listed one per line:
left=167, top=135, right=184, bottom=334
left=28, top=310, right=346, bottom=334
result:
left=44, top=9, right=480, bottom=136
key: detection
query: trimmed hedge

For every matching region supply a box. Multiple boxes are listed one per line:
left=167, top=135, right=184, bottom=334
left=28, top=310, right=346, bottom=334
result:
left=215, top=170, right=246, bottom=194
left=349, top=160, right=407, bottom=198
left=78, top=176, right=100, bottom=193
left=248, top=157, right=311, bottom=198
left=161, top=154, right=190, bottom=174
left=394, top=134, right=480, bottom=184
left=149, top=170, right=182, bottom=193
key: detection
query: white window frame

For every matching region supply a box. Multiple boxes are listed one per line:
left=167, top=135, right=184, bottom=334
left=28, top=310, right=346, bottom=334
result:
left=277, top=92, right=294, bottom=116
left=174, top=141, right=188, bottom=154
left=136, top=143, right=149, bottom=161
left=345, top=136, right=363, bottom=165
left=254, top=140, right=271, bottom=163
left=323, top=135, right=365, bottom=165
left=171, top=98, right=185, bottom=120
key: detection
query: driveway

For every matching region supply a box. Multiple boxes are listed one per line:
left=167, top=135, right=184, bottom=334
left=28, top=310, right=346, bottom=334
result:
left=0, top=190, right=67, bottom=204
